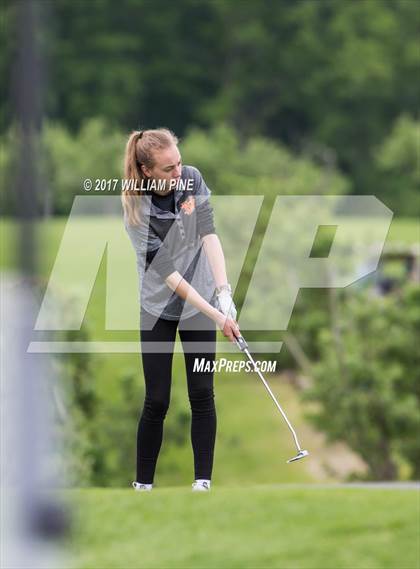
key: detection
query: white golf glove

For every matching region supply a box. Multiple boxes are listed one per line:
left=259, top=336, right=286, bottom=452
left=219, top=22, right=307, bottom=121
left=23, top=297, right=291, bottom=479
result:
left=216, top=284, right=237, bottom=321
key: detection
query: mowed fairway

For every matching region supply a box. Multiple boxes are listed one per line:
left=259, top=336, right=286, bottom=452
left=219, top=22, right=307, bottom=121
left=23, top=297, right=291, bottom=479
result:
left=66, top=486, right=419, bottom=569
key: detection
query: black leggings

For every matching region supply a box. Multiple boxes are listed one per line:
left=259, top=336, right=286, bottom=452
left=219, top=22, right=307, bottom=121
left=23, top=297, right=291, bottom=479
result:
left=137, top=307, right=217, bottom=484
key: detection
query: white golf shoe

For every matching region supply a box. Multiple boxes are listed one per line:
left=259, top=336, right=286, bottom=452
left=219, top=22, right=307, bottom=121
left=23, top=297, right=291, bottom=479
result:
left=132, top=481, right=152, bottom=492
left=191, top=480, right=211, bottom=492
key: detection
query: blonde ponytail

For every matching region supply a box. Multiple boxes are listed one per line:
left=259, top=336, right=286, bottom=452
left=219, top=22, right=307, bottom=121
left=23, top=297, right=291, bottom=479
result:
left=122, top=131, right=143, bottom=225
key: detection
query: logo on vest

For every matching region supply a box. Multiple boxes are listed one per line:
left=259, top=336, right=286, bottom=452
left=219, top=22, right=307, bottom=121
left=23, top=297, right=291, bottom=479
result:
left=180, top=196, right=196, bottom=215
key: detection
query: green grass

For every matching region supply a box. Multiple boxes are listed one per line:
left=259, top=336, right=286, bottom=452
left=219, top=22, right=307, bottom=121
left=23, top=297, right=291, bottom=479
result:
left=64, top=486, right=419, bottom=569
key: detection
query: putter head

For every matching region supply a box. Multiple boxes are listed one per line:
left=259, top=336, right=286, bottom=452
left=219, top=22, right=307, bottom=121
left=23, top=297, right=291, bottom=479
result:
left=287, top=449, right=309, bottom=463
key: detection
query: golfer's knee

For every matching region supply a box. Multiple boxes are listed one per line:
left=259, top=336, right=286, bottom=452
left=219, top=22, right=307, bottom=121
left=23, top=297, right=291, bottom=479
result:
left=189, top=387, right=215, bottom=414
left=142, top=396, right=170, bottom=421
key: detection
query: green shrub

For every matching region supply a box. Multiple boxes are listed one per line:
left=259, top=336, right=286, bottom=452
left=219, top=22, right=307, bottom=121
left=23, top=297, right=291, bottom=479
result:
left=305, top=283, right=420, bottom=480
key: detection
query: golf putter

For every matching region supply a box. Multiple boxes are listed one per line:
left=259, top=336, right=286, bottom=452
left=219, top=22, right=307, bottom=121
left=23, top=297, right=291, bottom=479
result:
left=235, top=334, right=309, bottom=463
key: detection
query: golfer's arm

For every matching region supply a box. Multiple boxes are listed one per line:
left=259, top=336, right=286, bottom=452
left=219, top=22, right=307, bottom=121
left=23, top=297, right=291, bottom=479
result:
left=165, top=271, right=220, bottom=323
left=201, top=233, right=229, bottom=288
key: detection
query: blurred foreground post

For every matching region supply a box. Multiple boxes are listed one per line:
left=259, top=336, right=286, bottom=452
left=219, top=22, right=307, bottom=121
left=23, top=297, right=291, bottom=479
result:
left=1, top=2, right=68, bottom=567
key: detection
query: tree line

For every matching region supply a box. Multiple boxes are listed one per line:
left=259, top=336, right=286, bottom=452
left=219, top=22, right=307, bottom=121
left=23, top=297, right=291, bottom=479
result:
left=2, top=0, right=419, bottom=215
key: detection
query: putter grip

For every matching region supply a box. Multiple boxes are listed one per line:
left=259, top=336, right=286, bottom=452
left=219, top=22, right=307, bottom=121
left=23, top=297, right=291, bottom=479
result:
left=235, top=335, right=248, bottom=351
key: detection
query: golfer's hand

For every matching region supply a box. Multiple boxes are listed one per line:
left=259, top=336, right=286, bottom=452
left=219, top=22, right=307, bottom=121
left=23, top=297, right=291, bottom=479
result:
left=216, top=289, right=237, bottom=321
left=215, top=313, right=241, bottom=344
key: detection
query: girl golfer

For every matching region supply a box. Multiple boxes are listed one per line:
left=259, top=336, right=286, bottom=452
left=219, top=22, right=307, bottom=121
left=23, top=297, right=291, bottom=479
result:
left=122, top=128, right=240, bottom=492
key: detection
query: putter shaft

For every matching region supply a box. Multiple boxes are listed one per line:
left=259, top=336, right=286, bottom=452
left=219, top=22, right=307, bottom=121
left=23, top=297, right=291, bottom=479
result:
left=236, top=334, right=308, bottom=458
